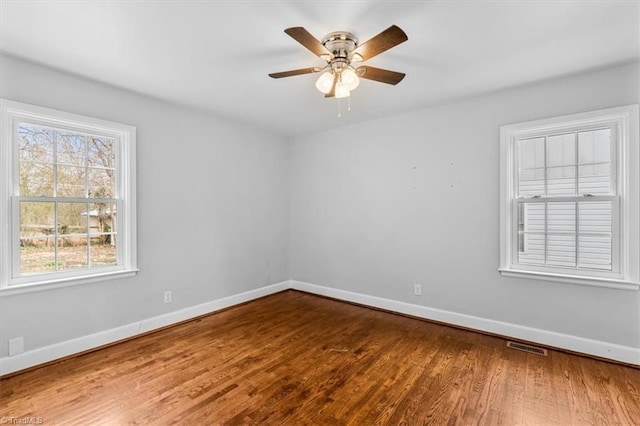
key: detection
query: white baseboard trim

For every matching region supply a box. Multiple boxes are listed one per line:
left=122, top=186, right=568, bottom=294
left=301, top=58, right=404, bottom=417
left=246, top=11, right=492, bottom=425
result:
left=0, top=281, right=289, bottom=376
left=290, top=280, right=640, bottom=366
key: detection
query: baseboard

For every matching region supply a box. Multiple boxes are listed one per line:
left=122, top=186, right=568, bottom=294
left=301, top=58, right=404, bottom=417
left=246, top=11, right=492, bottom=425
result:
left=0, top=281, right=289, bottom=376
left=290, top=280, right=640, bottom=366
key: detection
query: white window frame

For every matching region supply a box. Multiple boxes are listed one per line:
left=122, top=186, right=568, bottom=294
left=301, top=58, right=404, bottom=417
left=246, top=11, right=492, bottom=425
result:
left=0, top=99, right=137, bottom=296
left=499, top=105, right=639, bottom=290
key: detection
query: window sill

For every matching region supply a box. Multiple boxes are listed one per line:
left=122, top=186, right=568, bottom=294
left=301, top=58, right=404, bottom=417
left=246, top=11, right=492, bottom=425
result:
left=0, top=269, right=139, bottom=297
left=498, top=268, right=639, bottom=291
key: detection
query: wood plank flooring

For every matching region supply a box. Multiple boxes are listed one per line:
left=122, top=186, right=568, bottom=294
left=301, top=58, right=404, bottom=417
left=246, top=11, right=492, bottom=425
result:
left=1, top=290, right=639, bottom=425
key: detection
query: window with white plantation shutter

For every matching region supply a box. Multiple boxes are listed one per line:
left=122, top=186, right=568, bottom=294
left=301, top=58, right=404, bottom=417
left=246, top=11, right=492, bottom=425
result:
left=500, top=105, right=639, bottom=290
left=516, top=128, right=616, bottom=270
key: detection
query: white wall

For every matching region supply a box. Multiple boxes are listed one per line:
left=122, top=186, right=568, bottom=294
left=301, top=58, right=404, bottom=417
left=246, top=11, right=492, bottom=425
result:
left=290, top=61, right=640, bottom=351
left=0, top=55, right=290, bottom=358
left=2, top=55, right=638, bottom=371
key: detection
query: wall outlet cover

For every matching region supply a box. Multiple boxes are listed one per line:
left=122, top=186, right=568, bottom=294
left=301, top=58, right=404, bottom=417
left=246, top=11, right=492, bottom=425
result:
left=9, top=337, right=24, bottom=357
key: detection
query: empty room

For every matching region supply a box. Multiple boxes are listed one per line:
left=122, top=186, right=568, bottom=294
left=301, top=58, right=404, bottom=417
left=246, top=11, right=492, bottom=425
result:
left=1, top=1, right=639, bottom=424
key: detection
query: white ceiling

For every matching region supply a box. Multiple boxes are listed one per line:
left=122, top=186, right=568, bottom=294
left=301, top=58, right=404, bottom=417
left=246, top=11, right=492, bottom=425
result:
left=1, top=1, right=638, bottom=138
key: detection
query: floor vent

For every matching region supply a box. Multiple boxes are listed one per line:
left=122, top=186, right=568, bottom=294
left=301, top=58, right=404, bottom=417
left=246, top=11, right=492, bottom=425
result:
left=506, top=341, right=548, bottom=356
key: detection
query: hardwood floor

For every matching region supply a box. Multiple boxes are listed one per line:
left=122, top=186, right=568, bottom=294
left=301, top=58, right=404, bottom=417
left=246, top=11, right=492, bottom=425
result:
left=1, top=290, right=639, bottom=425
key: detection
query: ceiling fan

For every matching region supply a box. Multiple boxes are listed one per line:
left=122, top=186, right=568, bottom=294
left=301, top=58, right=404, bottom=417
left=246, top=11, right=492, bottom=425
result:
left=269, top=25, right=408, bottom=99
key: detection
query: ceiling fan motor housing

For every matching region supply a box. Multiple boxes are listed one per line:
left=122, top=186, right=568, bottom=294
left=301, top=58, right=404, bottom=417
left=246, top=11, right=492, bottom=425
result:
left=321, top=32, right=358, bottom=59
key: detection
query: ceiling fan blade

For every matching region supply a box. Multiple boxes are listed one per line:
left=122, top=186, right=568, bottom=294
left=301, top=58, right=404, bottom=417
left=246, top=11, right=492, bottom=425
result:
left=284, top=27, right=331, bottom=58
left=356, top=66, right=405, bottom=85
left=269, top=67, right=320, bottom=79
left=352, top=25, right=408, bottom=61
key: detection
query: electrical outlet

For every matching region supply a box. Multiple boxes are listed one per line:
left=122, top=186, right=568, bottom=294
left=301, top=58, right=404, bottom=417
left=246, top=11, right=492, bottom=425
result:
left=414, top=284, right=422, bottom=296
left=9, top=337, right=24, bottom=357
left=164, top=291, right=172, bottom=304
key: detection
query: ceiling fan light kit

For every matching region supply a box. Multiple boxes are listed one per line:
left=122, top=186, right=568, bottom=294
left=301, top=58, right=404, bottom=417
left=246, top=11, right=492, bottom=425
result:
left=269, top=25, right=408, bottom=113
left=315, top=71, right=335, bottom=94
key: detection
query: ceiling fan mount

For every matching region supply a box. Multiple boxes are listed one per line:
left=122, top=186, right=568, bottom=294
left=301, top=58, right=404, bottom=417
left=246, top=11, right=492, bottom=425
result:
left=269, top=25, right=408, bottom=100
left=321, top=31, right=359, bottom=60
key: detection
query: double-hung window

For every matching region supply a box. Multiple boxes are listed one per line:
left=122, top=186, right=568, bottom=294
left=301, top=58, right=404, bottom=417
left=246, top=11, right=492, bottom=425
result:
left=1, top=99, right=137, bottom=294
left=500, top=105, right=639, bottom=290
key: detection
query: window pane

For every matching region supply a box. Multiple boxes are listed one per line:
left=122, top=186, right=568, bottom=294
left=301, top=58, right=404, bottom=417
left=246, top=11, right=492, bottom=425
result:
left=87, top=137, right=115, bottom=168
left=518, top=233, right=545, bottom=264
left=578, top=128, right=610, bottom=164
left=578, top=129, right=611, bottom=195
left=518, top=137, right=545, bottom=169
left=89, top=202, right=117, bottom=266
left=88, top=203, right=116, bottom=235
left=578, top=163, right=611, bottom=195
left=19, top=161, right=54, bottom=196
left=58, top=202, right=87, bottom=235
left=18, top=123, right=54, bottom=163
left=547, top=234, right=576, bottom=267
left=547, top=133, right=576, bottom=197
left=90, top=236, right=117, bottom=267
left=578, top=235, right=612, bottom=270
left=57, top=165, right=86, bottom=197
left=518, top=168, right=545, bottom=197
left=547, top=166, right=576, bottom=196
left=518, top=137, right=545, bottom=197
left=547, top=133, right=575, bottom=167
left=56, top=132, right=86, bottom=165
left=518, top=202, right=545, bottom=264
left=58, top=239, right=88, bottom=270
left=20, top=238, right=56, bottom=274
left=522, top=203, right=545, bottom=232
left=577, top=202, right=612, bottom=270
left=20, top=201, right=54, bottom=239
left=579, top=201, right=611, bottom=234
left=20, top=202, right=56, bottom=274
left=88, top=168, right=115, bottom=198
left=547, top=202, right=575, bottom=233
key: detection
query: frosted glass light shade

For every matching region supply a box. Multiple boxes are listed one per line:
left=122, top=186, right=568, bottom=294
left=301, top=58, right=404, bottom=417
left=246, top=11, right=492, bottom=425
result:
left=335, top=81, right=350, bottom=98
left=341, top=68, right=360, bottom=91
left=315, top=71, right=335, bottom=94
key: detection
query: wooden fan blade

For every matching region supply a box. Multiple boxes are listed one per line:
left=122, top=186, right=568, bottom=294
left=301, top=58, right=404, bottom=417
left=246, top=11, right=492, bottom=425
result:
left=356, top=66, right=405, bottom=85
left=269, top=67, right=319, bottom=79
left=352, top=25, right=407, bottom=61
left=284, top=27, right=331, bottom=58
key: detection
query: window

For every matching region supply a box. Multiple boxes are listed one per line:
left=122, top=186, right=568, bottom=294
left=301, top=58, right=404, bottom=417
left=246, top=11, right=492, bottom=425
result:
left=1, top=99, right=137, bottom=294
left=499, top=105, right=639, bottom=290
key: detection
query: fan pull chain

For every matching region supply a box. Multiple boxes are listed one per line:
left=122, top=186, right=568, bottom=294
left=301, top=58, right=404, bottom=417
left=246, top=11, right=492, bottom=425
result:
left=337, top=97, right=352, bottom=118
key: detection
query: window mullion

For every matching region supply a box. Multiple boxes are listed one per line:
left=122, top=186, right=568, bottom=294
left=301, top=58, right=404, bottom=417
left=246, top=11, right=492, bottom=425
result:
left=574, top=132, right=579, bottom=267
left=575, top=201, right=579, bottom=268
left=54, top=201, right=59, bottom=271
left=543, top=136, right=548, bottom=265
left=86, top=201, right=91, bottom=269
left=53, top=130, right=58, bottom=198
left=611, top=124, right=618, bottom=195
left=84, top=136, right=89, bottom=199
left=543, top=135, right=548, bottom=197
